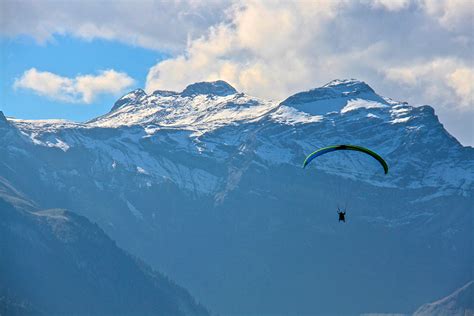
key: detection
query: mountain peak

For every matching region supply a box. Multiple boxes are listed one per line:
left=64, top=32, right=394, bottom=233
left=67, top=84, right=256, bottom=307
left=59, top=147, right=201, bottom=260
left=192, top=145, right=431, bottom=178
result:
left=0, top=111, right=10, bottom=127
left=280, top=78, right=385, bottom=115
left=0, top=111, right=7, bottom=123
left=181, top=80, right=237, bottom=97
left=322, top=78, right=374, bottom=93
left=151, top=89, right=178, bottom=97
left=110, top=89, right=147, bottom=112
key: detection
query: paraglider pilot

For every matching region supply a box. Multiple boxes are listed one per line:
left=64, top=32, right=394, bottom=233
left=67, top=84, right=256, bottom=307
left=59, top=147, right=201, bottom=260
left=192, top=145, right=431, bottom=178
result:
left=337, top=207, right=346, bottom=223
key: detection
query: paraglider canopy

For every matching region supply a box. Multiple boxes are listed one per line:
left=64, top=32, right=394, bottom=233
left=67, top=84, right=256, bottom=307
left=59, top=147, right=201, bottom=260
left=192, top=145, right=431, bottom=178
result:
left=302, top=144, right=388, bottom=174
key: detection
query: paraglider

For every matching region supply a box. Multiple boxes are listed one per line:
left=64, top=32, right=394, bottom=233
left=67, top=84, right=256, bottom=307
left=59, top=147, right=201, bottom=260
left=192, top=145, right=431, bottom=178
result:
left=302, top=144, right=388, bottom=174
left=302, top=144, right=388, bottom=222
left=337, top=207, right=346, bottom=223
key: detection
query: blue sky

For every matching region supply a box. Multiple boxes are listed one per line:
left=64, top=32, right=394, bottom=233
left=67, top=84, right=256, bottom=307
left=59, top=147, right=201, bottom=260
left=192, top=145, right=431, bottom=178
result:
left=1, top=36, right=164, bottom=121
left=1, top=0, right=472, bottom=144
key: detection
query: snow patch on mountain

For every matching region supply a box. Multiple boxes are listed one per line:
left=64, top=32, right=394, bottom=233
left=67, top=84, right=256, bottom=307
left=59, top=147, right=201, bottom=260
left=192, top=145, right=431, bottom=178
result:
left=281, top=79, right=390, bottom=115
left=136, top=166, right=148, bottom=175
left=47, top=138, right=70, bottom=151
left=125, top=199, right=144, bottom=220
left=341, top=99, right=388, bottom=113
left=270, top=105, right=324, bottom=125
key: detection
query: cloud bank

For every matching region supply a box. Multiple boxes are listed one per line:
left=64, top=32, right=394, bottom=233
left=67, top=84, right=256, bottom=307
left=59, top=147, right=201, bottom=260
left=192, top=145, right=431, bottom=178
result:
left=144, top=1, right=472, bottom=100
left=384, top=58, right=473, bottom=111
left=1, top=0, right=231, bottom=52
left=14, top=68, right=135, bottom=103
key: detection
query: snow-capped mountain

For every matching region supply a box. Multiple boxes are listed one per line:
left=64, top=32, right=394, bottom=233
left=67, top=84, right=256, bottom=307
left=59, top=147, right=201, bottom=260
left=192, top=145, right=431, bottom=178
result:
left=1, top=79, right=472, bottom=315
left=9, top=79, right=472, bottom=193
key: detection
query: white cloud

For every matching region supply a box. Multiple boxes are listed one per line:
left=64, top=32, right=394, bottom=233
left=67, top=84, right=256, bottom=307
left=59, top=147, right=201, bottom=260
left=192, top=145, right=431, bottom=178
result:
left=13, top=69, right=76, bottom=102
left=368, top=0, right=411, bottom=11
left=383, top=58, right=473, bottom=111
left=75, top=70, right=136, bottom=103
left=146, top=1, right=347, bottom=99
left=14, top=68, right=135, bottom=104
left=447, top=68, right=474, bottom=109
left=1, top=0, right=231, bottom=52
left=421, top=0, right=474, bottom=34
left=382, top=58, right=473, bottom=145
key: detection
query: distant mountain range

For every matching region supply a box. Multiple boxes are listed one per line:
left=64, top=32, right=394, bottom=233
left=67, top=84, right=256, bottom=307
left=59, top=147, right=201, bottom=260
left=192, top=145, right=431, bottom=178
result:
left=0, top=197, right=207, bottom=315
left=1, top=79, right=472, bottom=315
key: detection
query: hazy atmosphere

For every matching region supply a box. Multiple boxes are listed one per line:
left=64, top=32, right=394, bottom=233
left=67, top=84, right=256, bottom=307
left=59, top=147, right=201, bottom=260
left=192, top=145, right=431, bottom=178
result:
left=1, top=1, right=473, bottom=316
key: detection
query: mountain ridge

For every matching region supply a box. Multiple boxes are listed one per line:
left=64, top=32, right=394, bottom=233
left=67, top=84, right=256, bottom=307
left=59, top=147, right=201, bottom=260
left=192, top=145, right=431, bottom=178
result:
left=413, top=280, right=474, bottom=316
